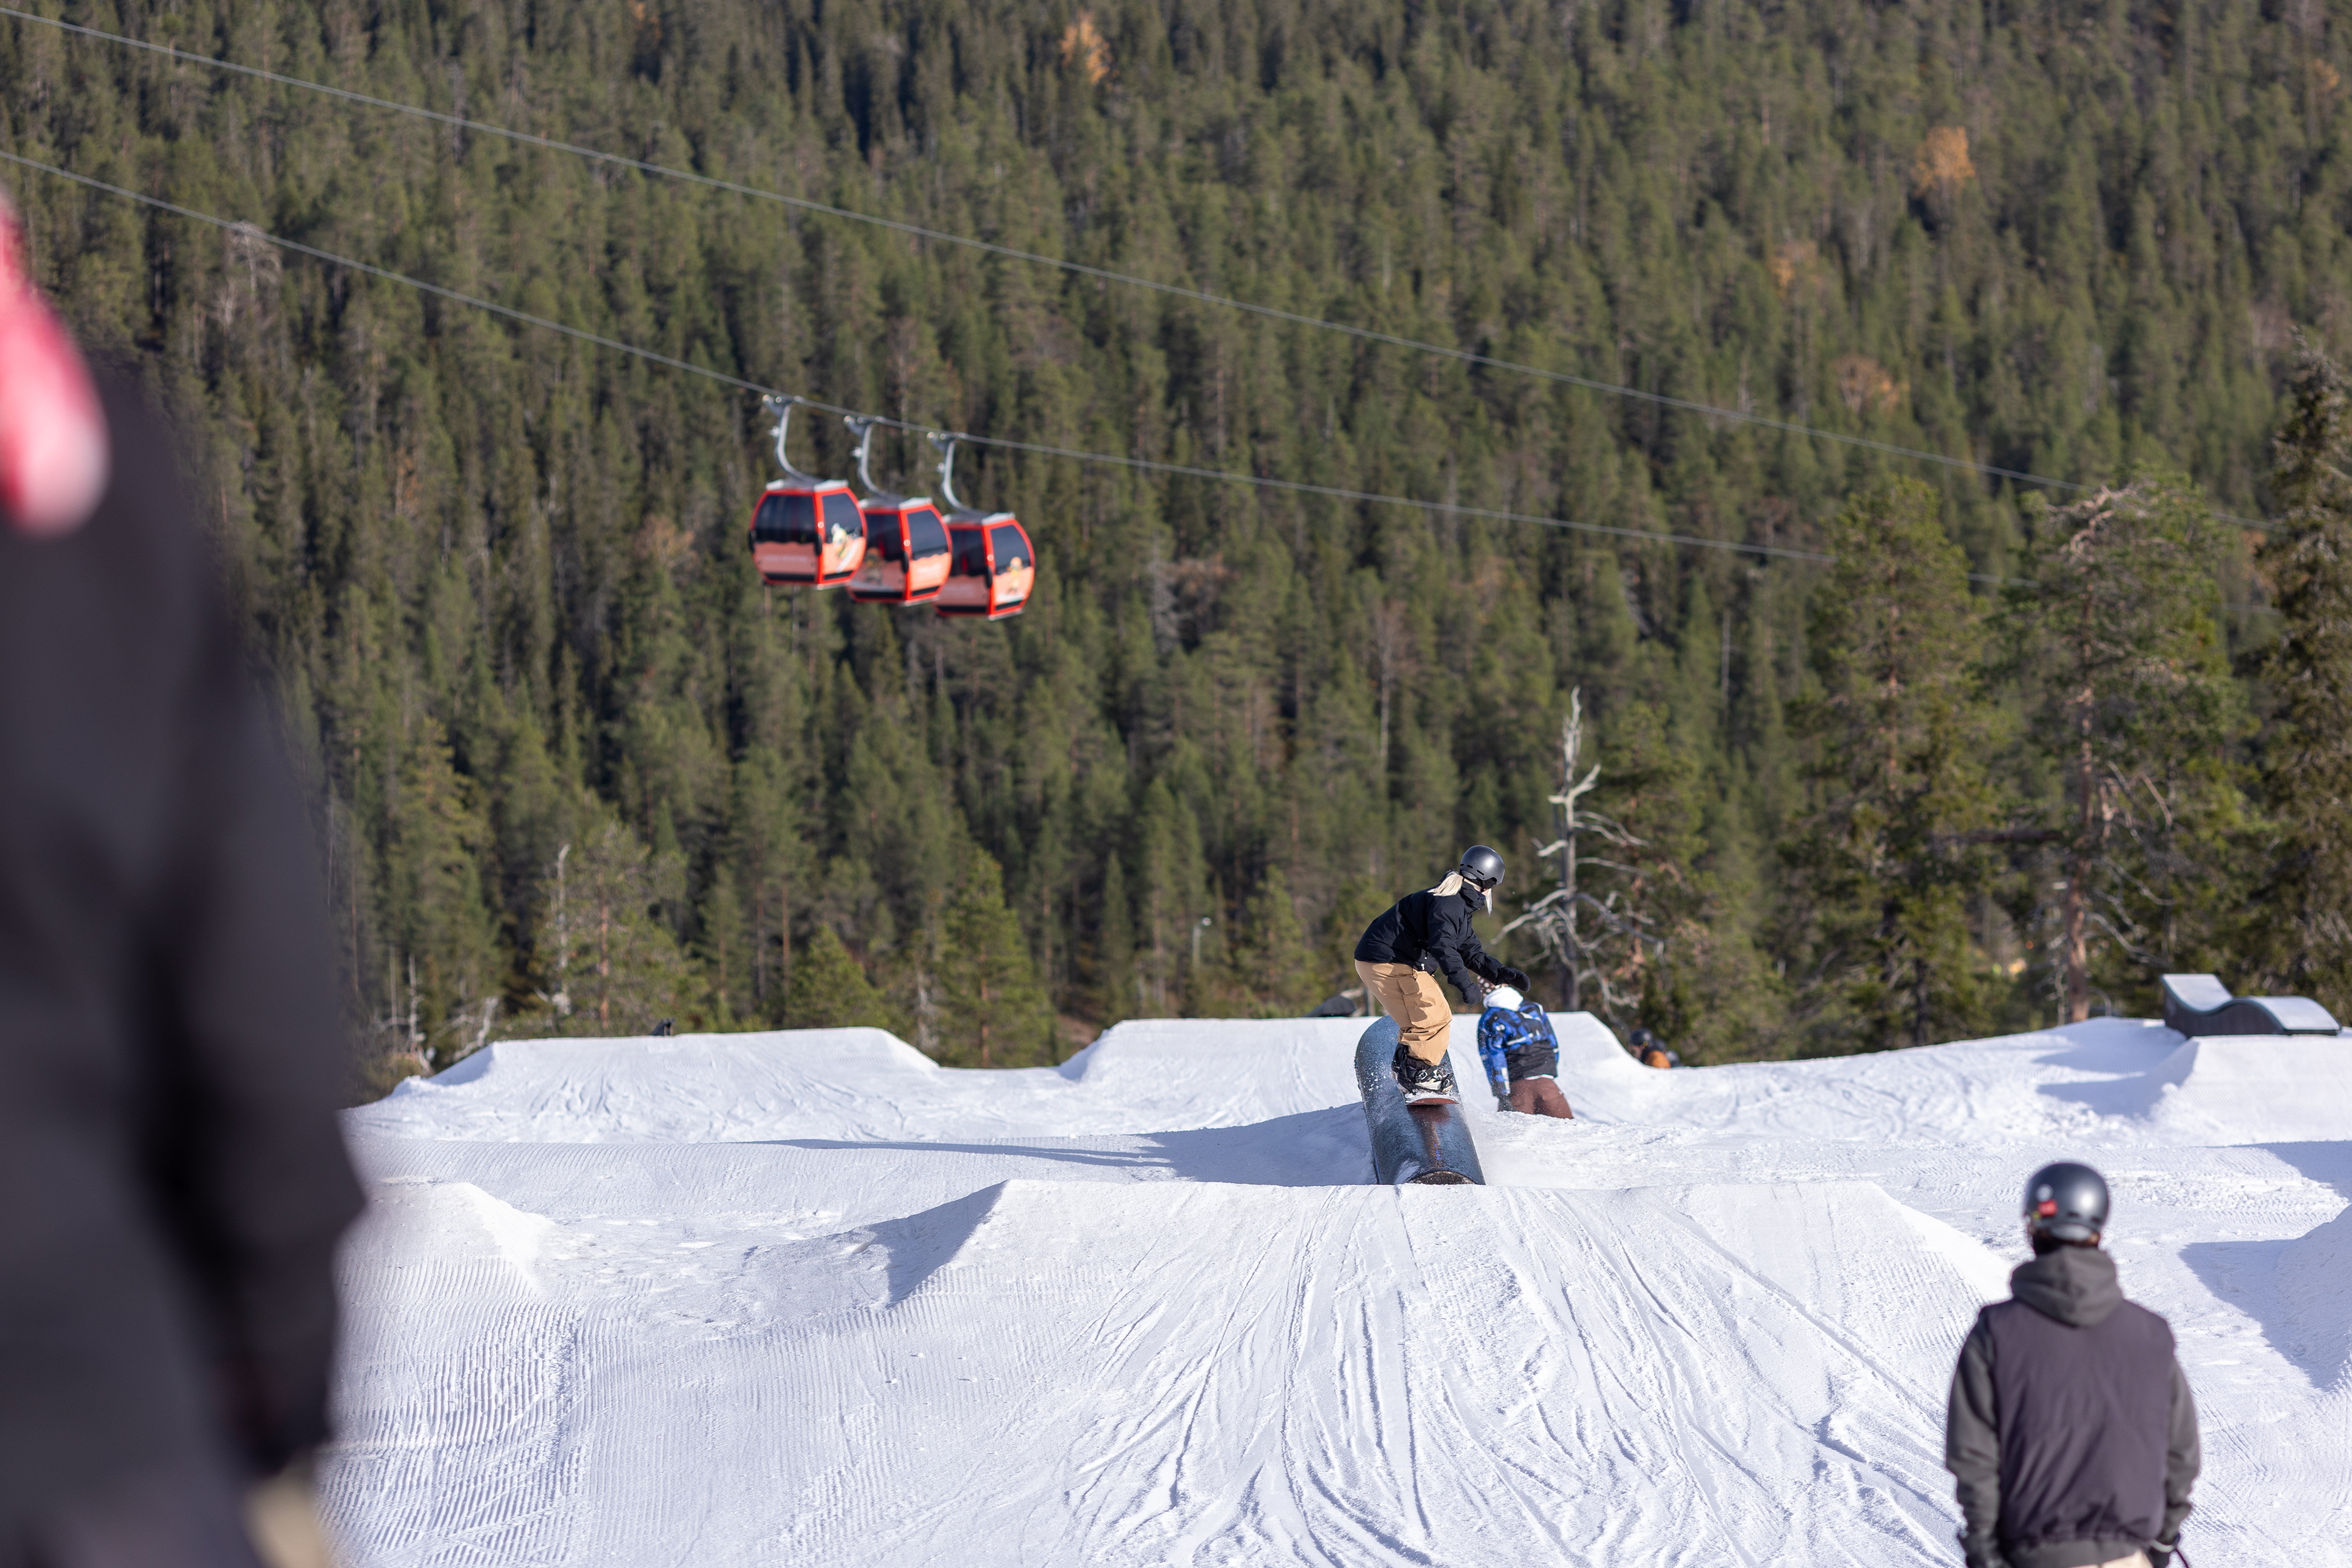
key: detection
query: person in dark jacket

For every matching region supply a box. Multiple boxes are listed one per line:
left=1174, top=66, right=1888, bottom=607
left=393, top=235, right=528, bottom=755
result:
left=1, top=194, right=364, bottom=1568
left=1946, top=1162, right=2199, bottom=1568
left=1353, top=845, right=1530, bottom=1102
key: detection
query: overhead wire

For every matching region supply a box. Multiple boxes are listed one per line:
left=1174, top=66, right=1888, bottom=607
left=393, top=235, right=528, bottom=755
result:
left=2, top=150, right=2287, bottom=612
left=0, top=3, right=2283, bottom=534
left=0, top=149, right=1837, bottom=565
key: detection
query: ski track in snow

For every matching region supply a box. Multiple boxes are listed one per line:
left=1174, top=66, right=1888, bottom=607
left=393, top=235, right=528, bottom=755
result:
left=329, top=1015, right=2352, bottom=1566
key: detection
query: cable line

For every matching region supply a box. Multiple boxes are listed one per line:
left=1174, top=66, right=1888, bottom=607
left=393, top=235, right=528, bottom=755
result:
left=0, top=3, right=2280, bottom=532
left=0, top=149, right=1835, bottom=564
left=1, top=152, right=2279, bottom=608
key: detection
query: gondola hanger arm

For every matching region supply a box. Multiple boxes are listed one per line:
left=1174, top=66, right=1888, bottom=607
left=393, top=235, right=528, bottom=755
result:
left=763, top=393, right=817, bottom=484
left=843, top=415, right=884, bottom=494
left=928, top=431, right=973, bottom=514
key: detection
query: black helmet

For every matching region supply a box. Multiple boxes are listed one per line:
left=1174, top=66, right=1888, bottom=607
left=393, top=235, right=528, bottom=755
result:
left=2022, top=1161, right=2110, bottom=1245
left=1458, top=845, right=1505, bottom=890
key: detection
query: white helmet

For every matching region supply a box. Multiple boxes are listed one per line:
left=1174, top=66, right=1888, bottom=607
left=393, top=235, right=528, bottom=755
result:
left=1484, top=985, right=1523, bottom=1011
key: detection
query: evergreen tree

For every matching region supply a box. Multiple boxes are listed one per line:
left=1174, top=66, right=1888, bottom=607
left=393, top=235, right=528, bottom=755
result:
left=784, top=925, right=898, bottom=1034
left=1782, top=479, right=1995, bottom=1052
left=932, top=845, right=1051, bottom=1067
left=3, top=1, right=2337, bottom=1078
left=2242, top=343, right=2352, bottom=1012
left=725, top=745, right=818, bottom=1025
left=528, top=813, right=708, bottom=1037
left=2005, top=480, right=2243, bottom=1020
left=386, top=717, right=499, bottom=1063
left=1237, top=867, right=1320, bottom=1017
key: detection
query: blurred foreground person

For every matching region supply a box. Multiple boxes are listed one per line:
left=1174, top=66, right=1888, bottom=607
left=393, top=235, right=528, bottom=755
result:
left=1946, top=1163, right=2199, bottom=1568
left=0, top=189, right=363, bottom=1568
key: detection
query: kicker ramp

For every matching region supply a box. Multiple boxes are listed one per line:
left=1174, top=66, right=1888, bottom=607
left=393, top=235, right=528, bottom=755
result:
left=2161, top=973, right=2341, bottom=1038
left=1354, top=1015, right=1485, bottom=1185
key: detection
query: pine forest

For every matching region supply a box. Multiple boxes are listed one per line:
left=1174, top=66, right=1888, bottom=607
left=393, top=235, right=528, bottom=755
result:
left=8, top=0, right=2352, bottom=1090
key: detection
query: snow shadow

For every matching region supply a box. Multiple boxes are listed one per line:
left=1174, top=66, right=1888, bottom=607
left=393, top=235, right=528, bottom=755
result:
left=861, top=1185, right=1007, bottom=1303
left=2032, top=1025, right=2196, bottom=1119
left=762, top=1106, right=1370, bottom=1188
left=2180, top=1141, right=2352, bottom=1387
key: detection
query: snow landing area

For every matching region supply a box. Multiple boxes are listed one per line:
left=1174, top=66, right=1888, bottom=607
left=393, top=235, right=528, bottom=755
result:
left=333, top=1016, right=2352, bottom=1566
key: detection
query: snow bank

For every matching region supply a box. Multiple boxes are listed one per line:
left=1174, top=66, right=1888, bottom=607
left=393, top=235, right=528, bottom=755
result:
left=328, top=1014, right=2352, bottom=1565
left=350, top=1018, right=1376, bottom=1143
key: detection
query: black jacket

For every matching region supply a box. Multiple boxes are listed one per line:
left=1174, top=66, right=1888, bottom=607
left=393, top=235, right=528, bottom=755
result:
left=0, top=382, right=363, bottom=1532
left=1946, top=1246, right=2199, bottom=1568
left=1354, top=888, right=1506, bottom=1003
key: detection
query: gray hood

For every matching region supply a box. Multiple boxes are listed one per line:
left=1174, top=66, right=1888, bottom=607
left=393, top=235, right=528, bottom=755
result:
left=2009, top=1243, right=2124, bottom=1328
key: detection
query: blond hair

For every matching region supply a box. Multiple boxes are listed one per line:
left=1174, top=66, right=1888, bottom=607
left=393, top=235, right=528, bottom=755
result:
left=1428, top=871, right=1490, bottom=910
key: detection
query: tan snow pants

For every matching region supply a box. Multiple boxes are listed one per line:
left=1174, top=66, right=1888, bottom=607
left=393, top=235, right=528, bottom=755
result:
left=1354, top=960, right=1452, bottom=1065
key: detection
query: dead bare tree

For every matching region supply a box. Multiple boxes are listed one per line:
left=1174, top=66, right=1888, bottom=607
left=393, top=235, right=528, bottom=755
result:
left=1501, top=690, right=1667, bottom=1019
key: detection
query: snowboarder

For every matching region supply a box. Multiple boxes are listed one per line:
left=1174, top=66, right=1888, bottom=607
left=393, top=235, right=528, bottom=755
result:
left=1353, top=846, right=1530, bottom=1105
left=1476, top=985, right=1573, bottom=1117
left=1946, top=1162, right=2200, bottom=1568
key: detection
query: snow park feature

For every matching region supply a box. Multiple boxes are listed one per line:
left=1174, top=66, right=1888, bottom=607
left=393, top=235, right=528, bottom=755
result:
left=2162, top=971, right=2343, bottom=1038
left=329, top=1012, right=2352, bottom=1566
left=1355, top=1015, right=1485, bottom=1184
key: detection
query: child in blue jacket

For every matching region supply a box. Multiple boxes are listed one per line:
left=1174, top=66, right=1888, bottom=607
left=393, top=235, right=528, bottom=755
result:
left=1476, top=986, right=1573, bottom=1118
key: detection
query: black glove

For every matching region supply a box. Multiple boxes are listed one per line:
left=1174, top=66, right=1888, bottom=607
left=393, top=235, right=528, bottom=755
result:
left=1496, top=966, right=1532, bottom=993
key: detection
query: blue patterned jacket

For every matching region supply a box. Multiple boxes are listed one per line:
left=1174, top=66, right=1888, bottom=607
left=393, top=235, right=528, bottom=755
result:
left=1476, top=999, right=1562, bottom=1099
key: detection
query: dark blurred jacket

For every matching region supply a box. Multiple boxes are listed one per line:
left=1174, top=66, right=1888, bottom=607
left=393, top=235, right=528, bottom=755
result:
left=0, top=380, right=363, bottom=1554
left=1946, top=1245, right=2199, bottom=1568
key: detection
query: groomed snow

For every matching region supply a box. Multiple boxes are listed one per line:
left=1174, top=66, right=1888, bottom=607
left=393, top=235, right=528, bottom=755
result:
left=330, top=1015, right=2352, bottom=1565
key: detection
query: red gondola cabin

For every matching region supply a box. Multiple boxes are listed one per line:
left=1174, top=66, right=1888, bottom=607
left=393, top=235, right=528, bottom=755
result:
left=746, top=395, right=866, bottom=587
left=937, top=511, right=1035, bottom=619
left=749, top=482, right=865, bottom=587
left=845, top=495, right=952, bottom=604
left=842, top=416, right=951, bottom=605
left=927, top=432, right=1035, bottom=621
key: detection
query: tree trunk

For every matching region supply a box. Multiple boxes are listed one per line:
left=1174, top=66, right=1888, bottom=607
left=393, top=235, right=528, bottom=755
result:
left=1562, top=774, right=1580, bottom=1011
left=2060, top=858, right=2090, bottom=1024
left=2063, top=710, right=2096, bottom=1025
left=752, top=883, right=766, bottom=1005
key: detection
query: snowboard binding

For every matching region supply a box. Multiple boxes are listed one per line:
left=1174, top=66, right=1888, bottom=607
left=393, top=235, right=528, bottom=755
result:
left=1392, top=1043, right=1460, bottom=1107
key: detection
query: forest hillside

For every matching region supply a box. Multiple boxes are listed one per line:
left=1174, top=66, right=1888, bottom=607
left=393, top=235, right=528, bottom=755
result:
left=6, top=0, right=2351, bottom=1083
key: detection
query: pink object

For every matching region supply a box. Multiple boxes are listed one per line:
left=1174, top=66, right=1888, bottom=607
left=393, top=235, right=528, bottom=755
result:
left=0, top=189, right=110, bottom=537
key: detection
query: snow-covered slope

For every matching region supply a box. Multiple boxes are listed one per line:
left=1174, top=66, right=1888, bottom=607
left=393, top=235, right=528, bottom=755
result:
left=330, top=1015, right=2352, bottom=1566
